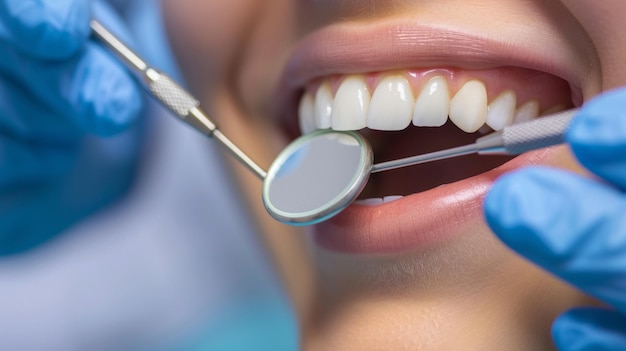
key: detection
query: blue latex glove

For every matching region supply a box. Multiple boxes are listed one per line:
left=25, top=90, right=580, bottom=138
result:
left=485, top=87, right=626, bottom=350
left=0, top=0, right=142, bottom=254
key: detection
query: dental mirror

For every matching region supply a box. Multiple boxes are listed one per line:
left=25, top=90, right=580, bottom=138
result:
left=263, top=130, right=373, bottom=225
left=263, top=108, right=576, bottom=225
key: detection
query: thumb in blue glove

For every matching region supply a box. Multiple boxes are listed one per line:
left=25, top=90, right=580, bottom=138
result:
left=0, top=0, right=90, bottom=59
left=485, top=87, right=626, bottom=350
left=0, top=0, right=144, bottom=253
left=0, top=0, right=142, bottom=136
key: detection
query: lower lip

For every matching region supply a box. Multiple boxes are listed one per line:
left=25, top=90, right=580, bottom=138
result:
left=312, top=148, right=554, bottom=253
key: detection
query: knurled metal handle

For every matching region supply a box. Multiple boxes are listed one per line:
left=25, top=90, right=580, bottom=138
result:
left=503, top=109, right=577, bottom=154
left=144, top=69, right=200, bottom=118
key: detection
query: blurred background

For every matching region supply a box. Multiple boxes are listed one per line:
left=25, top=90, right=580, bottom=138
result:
left=0, top=1, right=298, bottom=350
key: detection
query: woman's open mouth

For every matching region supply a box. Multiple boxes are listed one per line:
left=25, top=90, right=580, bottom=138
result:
left=297, top=67, right=574, bottom=199
left=273, top=19, right=584, bottom=254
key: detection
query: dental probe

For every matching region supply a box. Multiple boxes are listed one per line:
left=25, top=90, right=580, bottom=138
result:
left=371, top=108, right=579, bottom=173
left=90, top=20, right=267, bottom=179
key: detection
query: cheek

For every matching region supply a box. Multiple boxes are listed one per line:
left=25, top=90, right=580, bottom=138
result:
left=560, top=0, right=626, bottom=89
left=234, top=0, right=298, bottom=122
left=163, top=0, right=296, bottom=129
left=162, top=0, right=264, bottom=96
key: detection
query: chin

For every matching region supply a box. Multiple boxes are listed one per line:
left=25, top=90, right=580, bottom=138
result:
left=312, top=220, right=505, bottom=293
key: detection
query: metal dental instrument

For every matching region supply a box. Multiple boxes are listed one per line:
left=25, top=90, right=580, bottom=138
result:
left=370, top=108, right=578, bottom=173
left=91, top=19, right=363, bottom=225
left=262, top=108, right=578, bottom=225
left=90, top=20, right=267, bottom=179
left=90, top=19, right=578, bottom=226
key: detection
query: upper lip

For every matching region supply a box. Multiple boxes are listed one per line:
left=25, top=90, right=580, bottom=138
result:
left=272, top=18, right=583, bottom=135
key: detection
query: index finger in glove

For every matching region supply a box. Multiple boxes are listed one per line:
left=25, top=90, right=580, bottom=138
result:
left=0, top=0, right=90, bottom=59
left=552, top=308, right=626, bottom=351
left=0, top=3, right=142, bottom=137
left=568, top=88, right=626, bottom=190
left=485, top=167, right=626, bottom=313
left=0, top=41, right=142, bottom=136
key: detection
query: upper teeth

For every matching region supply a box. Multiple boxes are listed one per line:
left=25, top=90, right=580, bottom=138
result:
left=413, top=76, right=449, bottom=127
left=299, top=74, right=547, bottom=135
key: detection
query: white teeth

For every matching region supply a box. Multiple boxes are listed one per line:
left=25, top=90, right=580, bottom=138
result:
left=449, top=80, right=488, bottom=133
left=367, top=76, right=414, bottom=130
left=383, top=195, right=403, bottom=203
left=513, top=100, right=540, bottom=124
left=314, top=82, right=333, bottom=129
left=486, top=90, right=516, bottom=131
left=355, top=195, right=404, bottom=206
left=296, top=74, right=555, bottom=136
left=298, top=93, right=316, bottom=134
left=331, top=76, right=370, bottom=130
left=412, top=76, right=450, bottom=127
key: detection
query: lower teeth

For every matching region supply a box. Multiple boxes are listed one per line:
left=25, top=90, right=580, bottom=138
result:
left=355, top=195, right=404, bottom=206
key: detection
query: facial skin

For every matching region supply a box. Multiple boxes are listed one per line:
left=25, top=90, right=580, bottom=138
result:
left=163, top=1, right=624, bottom=349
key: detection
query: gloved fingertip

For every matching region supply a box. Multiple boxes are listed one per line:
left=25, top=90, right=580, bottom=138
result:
left=91, top=77, right=143, bottom=137
left=0, top=0, right=91, bottom=59
left=484, top=167, right=589, bottom=263
left=484, top=169, right=547, bottom=252
left=552, top=311, right=586, bottom=351
left=567, top=87, right=626, bottom=189
left=552, top=308, right=626, bottom=351
left=484, top=173, right=517, bottom=236
left=568, top=88, right=626, bottom=149
left=63, top=42, right=144, bottom=136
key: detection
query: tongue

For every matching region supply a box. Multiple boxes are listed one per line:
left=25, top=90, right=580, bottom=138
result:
left=360, top=121, right=513, bottom=197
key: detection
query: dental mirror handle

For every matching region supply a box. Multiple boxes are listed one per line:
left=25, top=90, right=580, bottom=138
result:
left=371, top=108, right=578, bottom=173
left=90, top=19, right=267, bottom=179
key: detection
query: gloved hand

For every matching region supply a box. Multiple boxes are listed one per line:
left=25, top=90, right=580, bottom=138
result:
left=485, top=87, right=626, bottom=350
left=0, top=0, right=143, bottom=254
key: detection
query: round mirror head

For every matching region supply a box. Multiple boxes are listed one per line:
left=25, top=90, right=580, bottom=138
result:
left=262, top=130, right=373, bottom=225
